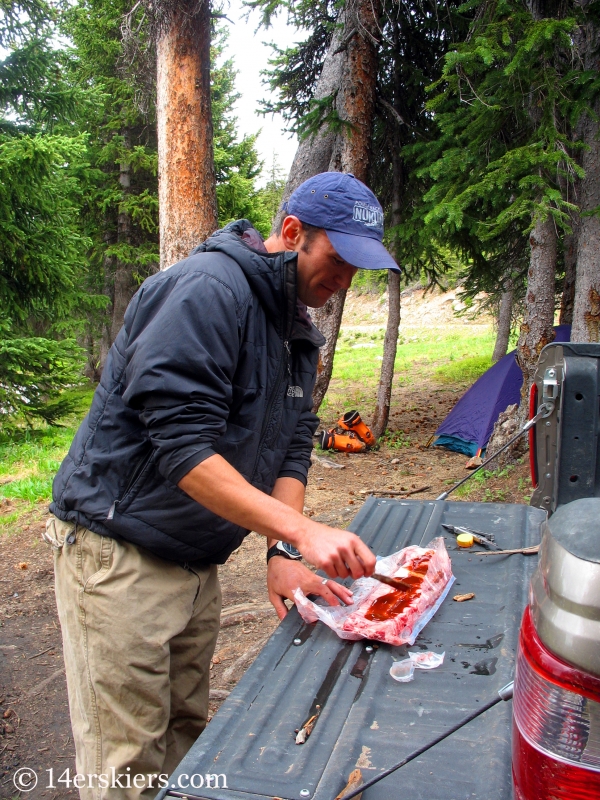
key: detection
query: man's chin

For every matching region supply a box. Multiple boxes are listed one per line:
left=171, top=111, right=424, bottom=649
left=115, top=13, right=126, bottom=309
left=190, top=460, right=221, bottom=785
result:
left=300, top=289, right=336, bottom=308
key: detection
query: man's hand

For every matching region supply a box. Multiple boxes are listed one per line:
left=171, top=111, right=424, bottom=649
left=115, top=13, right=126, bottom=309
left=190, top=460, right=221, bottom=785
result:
left=267, top=557, right=354, bottom=620
left=179, top=457, right=376, bottom=578
left=293, top=519, right=375, bottom=579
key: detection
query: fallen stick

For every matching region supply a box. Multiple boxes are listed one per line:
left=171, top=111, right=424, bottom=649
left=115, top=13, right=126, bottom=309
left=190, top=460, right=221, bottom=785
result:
left=466, top=544, right=540, bottom=556
left=222, top=639, right=269, bottom=683
left=220, top=602, right=272, bottom=619
left=208, top=689, right=230, bottom=701
left=24, top=668, right=65, bottom=698
left=360, top=485, right=431, bottom=497
left=219, top=602, right=273, bottom=628
left=28, top=646, right=55, bottom=660
left=335, top=769, right=363, bottom=800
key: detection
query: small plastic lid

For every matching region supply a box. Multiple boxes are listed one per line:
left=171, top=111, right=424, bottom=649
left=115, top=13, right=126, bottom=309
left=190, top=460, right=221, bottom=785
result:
left=457, top=533, right=474, bottom=548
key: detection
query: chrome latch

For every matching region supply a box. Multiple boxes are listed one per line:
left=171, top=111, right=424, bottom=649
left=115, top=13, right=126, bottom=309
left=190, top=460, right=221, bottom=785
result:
left=542, top=367, right=560, bottom=405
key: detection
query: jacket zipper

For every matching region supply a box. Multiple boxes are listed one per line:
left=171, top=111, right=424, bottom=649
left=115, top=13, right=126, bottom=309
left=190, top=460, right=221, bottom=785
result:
left=250, top=337, right=290, bottom=482
left=108, top=449, right=153, bottom=519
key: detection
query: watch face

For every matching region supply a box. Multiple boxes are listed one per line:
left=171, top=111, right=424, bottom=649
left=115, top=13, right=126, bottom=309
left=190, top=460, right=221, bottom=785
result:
left=278, top=541, right=302, bottom=559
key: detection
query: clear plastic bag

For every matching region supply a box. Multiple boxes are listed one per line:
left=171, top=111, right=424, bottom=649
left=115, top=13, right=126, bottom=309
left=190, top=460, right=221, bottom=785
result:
left=293, top=537, right=454, bottom=647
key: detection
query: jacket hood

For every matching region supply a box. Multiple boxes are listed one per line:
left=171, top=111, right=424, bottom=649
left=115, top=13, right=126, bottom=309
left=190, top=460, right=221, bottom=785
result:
left=191, top=220, right=325, bottom=346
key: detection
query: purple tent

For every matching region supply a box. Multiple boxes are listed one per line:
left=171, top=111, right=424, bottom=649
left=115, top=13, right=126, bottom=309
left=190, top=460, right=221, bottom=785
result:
left=433, top=325, right=571, bottom=456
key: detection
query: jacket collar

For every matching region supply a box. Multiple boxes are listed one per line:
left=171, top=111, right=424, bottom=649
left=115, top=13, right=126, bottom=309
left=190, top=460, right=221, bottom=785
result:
left=191, top=220, right=325, bottom=347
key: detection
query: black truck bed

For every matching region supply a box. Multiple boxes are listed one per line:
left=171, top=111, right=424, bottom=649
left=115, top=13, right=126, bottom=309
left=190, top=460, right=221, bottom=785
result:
left=162, top=498, right=545, bottom=800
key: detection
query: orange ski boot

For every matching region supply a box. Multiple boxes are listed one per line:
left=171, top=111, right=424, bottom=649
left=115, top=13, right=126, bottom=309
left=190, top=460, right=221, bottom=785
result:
left=320, top=429, right=366, bottom=453
left=337, top=410, right=376, bottom=448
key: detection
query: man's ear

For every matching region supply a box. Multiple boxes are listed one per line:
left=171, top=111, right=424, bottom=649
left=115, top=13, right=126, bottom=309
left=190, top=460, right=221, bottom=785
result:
left=280, top=216, right=303, bottom=251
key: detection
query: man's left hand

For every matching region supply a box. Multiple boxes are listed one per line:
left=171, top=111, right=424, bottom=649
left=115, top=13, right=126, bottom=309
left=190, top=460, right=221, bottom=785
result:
left=267, top=557, right=354, bottom=620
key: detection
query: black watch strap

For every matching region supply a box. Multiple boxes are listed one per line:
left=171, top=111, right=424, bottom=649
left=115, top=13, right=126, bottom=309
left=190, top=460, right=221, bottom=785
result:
left=267, top=541, right=302, bottom=564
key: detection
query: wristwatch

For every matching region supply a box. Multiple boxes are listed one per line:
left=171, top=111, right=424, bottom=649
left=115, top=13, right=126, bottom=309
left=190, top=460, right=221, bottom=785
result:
left=266, top=541, right=302, bottom=564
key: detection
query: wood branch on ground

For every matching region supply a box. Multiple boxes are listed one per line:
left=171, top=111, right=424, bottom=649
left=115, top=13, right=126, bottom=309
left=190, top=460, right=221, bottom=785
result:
left=360, top=485, right=431, bottom=497
left=335, top=768, right=364, bottom=800
left=472, top=544, right=540, bottom=556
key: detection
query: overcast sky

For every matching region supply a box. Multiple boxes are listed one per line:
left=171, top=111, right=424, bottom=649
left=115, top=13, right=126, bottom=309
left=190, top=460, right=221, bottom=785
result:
left=220, top=1, right=307, bottom=182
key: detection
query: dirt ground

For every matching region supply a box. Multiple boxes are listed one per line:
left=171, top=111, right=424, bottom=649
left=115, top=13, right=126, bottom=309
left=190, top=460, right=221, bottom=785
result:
left=0, top=290, right=531, bottom=799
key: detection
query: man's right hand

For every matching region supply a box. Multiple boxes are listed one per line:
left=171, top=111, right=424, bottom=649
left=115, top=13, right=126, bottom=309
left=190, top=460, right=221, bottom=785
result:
left=179, top=455, right=376, bottom=579
left=293, top=519, right=376, bottom=579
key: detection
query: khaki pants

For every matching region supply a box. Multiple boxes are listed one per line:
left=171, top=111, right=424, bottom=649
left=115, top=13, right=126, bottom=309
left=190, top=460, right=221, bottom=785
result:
left=46, top=516, right=221, bottom=800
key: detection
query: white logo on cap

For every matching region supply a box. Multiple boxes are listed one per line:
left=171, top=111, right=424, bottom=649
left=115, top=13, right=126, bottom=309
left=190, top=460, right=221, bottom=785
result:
left=353, top=201, right=383, bottom=229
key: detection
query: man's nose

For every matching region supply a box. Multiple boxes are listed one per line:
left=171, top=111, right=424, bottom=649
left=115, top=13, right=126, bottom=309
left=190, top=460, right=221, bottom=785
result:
left=338, top=266, right=358, bottom=290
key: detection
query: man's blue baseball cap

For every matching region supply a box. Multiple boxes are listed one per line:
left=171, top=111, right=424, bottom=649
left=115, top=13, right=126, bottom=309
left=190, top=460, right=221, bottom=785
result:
left=283, top=172, right=400, bottom=272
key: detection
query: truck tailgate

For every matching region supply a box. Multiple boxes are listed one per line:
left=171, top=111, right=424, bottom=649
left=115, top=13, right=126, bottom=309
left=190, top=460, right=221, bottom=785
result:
left=164, top=498, right=545, bottom=800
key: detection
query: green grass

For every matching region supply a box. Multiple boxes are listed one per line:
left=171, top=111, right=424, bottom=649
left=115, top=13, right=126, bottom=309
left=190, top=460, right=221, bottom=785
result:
left=380, top=430, right=411, bottom=449
left=453, top=463, right=519, bottom=503
left=324, top=325, right=495, bottom=420
left=0, top=385, right=95, bottom=512
left=434, top=354, right=493, bottom=384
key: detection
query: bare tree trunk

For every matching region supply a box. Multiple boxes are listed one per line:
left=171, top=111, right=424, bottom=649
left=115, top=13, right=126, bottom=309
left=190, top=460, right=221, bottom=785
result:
left=572, top=98, right=600, bottom=341
left=111, top=132, right=137, bottom=343
left=488, top=217, right=557, bottom=462
left=97, top=244, right=114, bottom=378
left=371, top=272, right=400, bottom=438
left=157, top=0, right=217, bottom=269
left=492, top=279, right=514, bottom=362
left=326, top=0, right=380, bottom=178
left=310, top=0, right=381, bottom=411
left=570, top=7, right=600, bottom=340
left=371, top=118, right=402, bottom=439
left=559, top=229, right=577, bottom=325
left=517, top=216, right=557, bottom=418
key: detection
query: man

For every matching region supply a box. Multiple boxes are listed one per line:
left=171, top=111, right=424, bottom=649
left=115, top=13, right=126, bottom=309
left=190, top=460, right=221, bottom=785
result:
left=47, top=172, right=399, bottom=798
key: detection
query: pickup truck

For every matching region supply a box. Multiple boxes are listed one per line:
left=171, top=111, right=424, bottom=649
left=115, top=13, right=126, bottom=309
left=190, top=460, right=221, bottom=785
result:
left=157, top=342, right=600, bottom=800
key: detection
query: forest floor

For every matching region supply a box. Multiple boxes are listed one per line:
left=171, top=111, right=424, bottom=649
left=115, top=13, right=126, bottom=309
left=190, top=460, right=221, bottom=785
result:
left=0, top=288, right=532, bottom=799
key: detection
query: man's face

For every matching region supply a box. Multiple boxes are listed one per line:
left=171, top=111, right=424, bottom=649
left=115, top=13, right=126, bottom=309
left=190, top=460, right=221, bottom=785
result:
left=294, top=227, right=358, bottom=308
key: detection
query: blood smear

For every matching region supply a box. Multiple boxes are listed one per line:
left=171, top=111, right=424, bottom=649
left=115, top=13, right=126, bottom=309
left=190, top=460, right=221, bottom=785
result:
left=365, top=553, right=433, bottom=621
left=293, top=538, right=454, bottom=647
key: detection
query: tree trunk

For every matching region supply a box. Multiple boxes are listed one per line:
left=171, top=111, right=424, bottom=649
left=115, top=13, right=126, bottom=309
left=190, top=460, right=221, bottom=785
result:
left=488, top=216, right=557, bottom=462
left=111, top=131, right=137, bottom=344
left=570, top=5, right=600, bottom=340
left=309, top=0, right=381, bottom=411
left=559, top=229, right=577, bottom=325
left=326, top=0, right=380, bottom=179
left=157, top=0, right=217, bottom=269
left=371, top=272, right=400, bottom=438
left=271, top=21, right=347, bottom=234
left=517, top=215, right=557, bottom=416
left=310, top=292, right=347, bottom=411
left=572, top=98, right=600, bottom=341
left=371, top=108, right=403, bottom=439
left=492, top=280, right=514, bottom=362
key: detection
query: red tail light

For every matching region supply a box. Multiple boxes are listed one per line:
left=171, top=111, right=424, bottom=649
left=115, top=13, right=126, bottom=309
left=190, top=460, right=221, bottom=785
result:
left=528, top=382, right=538, bottom=488
left=512, top=607, right=600, bottom=799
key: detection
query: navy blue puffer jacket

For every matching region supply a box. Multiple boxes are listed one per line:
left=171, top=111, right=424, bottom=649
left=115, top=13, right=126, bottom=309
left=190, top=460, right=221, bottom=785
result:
left=50, top=221, right=325, bottom=564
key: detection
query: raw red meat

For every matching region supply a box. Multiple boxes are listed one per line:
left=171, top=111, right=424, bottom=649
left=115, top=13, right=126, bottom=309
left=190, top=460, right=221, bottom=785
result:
left=293, top=538, right=454, bottom=646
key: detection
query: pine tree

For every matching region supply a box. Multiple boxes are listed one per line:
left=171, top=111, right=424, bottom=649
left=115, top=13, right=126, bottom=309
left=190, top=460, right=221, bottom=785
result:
left=64, top=0, right=160, bottom=374
left=0, top=1, right=93, bottom=427
left=413, top=0, right=584, bottom=418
